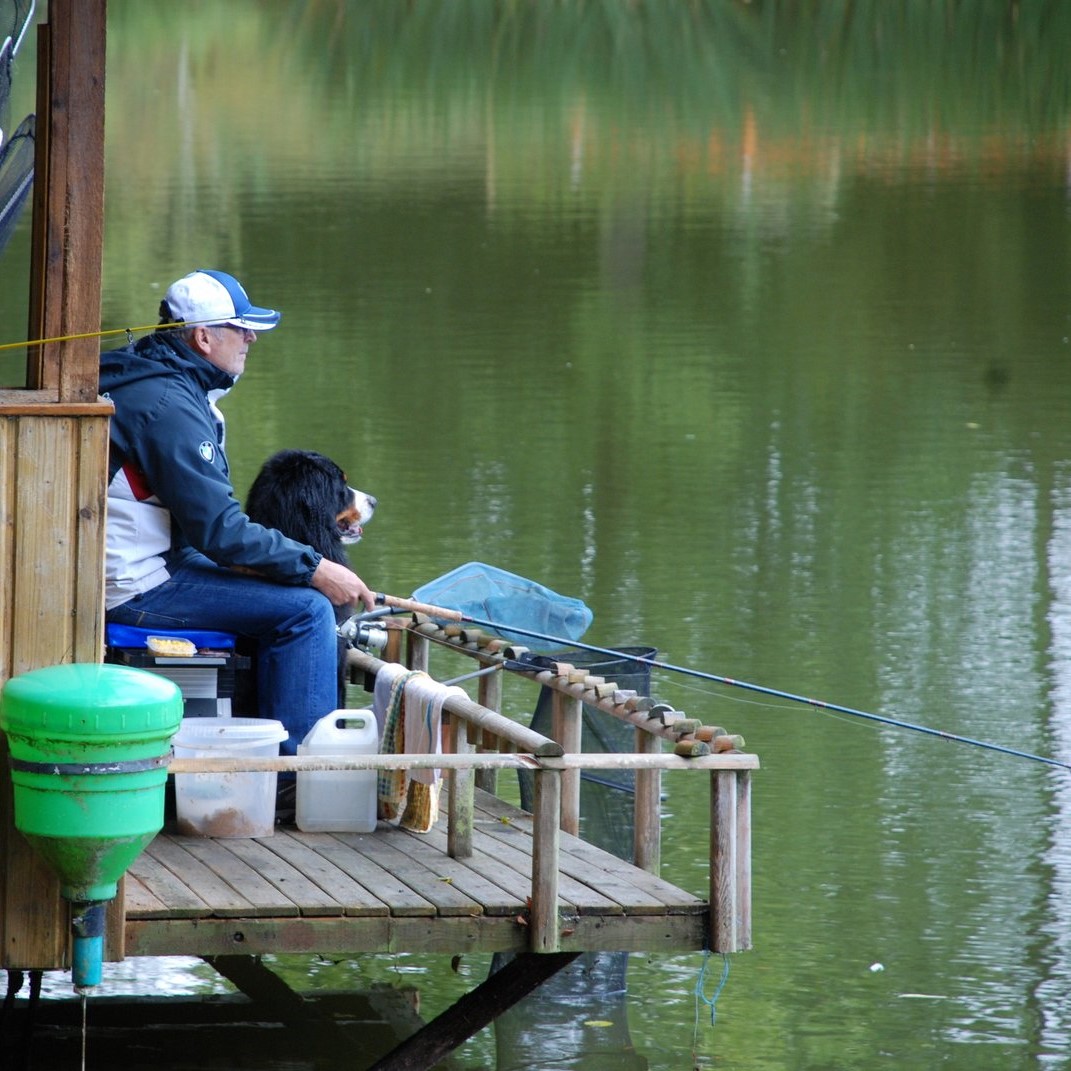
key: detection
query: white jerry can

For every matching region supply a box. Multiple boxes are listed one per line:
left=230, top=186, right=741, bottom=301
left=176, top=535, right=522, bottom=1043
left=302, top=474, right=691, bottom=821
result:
left=295, top=709, right=378, bottom=833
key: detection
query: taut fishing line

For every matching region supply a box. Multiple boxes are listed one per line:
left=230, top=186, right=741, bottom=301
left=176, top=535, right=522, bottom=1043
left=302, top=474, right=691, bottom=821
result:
left=393, top=607, right=1071, bottom=774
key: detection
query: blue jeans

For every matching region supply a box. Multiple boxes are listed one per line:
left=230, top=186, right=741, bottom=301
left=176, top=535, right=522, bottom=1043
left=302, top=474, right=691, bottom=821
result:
left=106, top=550, right=338, bottom=755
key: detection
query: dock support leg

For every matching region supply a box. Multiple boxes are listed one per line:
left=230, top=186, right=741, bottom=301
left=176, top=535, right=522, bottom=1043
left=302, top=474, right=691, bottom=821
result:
left=709, top=769, right=752, bottom=953
left=367, top=951, right=580, bottom=1071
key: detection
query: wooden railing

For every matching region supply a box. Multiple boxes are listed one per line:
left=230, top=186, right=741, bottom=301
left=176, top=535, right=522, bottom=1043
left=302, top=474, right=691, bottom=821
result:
left=169, top=619, right=758, bottom=954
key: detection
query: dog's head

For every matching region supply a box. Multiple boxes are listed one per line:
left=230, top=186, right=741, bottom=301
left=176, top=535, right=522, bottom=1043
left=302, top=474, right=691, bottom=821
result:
left=337, top=484, right=377, bottom=544
left=246, top=449, right=376, bottom=556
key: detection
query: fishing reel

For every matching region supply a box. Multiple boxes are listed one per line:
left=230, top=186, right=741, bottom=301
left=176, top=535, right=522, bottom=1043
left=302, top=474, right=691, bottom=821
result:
left=337, top=608, right=390, bottom=654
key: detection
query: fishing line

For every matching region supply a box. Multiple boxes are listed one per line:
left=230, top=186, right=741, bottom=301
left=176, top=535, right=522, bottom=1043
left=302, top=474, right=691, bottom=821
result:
left=0, top=317, right=258, bottom=353
left=386, top=605, right=1071, bottom=774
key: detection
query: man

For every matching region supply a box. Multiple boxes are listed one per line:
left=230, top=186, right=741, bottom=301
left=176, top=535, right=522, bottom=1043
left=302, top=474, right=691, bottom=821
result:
left=100, top=268, right=373, bottom=752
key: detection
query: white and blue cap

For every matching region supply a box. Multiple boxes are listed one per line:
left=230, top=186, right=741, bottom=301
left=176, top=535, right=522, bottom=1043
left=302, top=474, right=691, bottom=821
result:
left=163, top=269, right=281, bottom=332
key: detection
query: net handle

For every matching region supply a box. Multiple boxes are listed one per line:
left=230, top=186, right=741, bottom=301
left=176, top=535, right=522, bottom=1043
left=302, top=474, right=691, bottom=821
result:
left=376, top=592, right=464, bottom=622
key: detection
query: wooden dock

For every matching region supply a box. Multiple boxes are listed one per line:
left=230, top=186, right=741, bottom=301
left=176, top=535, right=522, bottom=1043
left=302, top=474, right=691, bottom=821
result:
left=125, top=789, right=710, bottom=960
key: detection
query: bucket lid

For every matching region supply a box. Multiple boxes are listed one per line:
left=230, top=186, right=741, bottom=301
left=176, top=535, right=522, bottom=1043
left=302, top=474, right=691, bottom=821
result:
left=172, top=717, right=287, bottom=749
left=0, top=663, right=183, bottom=738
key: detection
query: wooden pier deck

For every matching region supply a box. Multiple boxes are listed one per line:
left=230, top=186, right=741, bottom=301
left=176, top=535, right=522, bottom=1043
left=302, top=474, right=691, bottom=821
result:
left=124, top=789, right=709, bottom=960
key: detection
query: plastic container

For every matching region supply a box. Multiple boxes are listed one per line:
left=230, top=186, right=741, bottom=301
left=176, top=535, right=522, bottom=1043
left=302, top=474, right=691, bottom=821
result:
left=296, top=710, right=378, bottom=833
left=171, top=717, right=287, bottom=838
left=0, top=663, right=182, bottom=901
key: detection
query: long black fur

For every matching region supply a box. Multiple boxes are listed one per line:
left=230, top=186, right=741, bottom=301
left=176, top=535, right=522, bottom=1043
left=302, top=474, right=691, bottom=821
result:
left=245, top=449, right=365, bottom=707
left=245, top=449, right=355, bottom=569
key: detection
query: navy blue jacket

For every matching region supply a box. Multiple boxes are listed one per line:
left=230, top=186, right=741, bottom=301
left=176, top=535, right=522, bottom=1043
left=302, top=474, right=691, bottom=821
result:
left=99, top=330, right=320, bottom=608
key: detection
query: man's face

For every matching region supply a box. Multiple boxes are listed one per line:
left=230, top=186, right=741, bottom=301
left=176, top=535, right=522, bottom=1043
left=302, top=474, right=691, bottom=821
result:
left=201, top=324, right=256, bottom=377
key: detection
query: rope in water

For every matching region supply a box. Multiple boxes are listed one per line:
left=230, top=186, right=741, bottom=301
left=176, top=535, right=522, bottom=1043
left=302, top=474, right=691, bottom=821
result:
left=441, top=613, right=1071, bottom=774
left=694, top=951, right=731, bottom=1041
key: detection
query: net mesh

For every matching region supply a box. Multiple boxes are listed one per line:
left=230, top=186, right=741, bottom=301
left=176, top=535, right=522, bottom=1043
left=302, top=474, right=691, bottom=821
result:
left=411, top=561, right=592, bottom=649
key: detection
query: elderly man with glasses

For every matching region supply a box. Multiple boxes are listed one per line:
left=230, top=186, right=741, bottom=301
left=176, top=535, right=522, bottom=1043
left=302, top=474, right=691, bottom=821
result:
left=99, top=269, right=372, bottom=756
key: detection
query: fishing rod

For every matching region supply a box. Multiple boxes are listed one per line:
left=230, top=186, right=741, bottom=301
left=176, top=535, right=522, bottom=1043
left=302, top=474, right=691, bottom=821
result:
left=372, top=593, right=1071, bottom=774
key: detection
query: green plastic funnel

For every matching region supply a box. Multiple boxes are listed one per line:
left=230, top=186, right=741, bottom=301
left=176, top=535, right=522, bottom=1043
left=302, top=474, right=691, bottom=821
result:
left=0, top=664, right=182, bottom=902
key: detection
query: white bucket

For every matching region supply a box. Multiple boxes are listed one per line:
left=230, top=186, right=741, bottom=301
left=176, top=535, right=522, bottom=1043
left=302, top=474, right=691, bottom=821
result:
left=296, top=710, right=378, bottom=833
left=171, top=717, right=288, bottom=838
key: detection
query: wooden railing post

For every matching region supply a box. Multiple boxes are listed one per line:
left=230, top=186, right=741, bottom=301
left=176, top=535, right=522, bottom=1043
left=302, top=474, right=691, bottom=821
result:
left=406, top=629, right=429, bottom=672
left=475, top=661, right=502, bottom=795
left=710, top=769, right=752, bottom=952
left=633, top=727, right=662, bottom=873
left=529, top=768, right=561, bottom=952
left=552, top=691, right=582, bottom=836
left=447, top=715, right=474, bottom=859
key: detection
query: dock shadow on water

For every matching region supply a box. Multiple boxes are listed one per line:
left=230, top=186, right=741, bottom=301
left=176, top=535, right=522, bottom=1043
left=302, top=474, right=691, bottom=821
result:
left=0, top=976, right=443, bottom=1070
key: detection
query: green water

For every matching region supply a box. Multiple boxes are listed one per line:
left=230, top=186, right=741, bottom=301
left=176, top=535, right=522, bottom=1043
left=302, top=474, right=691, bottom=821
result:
left=4, top=2, right=1071, bottom=1067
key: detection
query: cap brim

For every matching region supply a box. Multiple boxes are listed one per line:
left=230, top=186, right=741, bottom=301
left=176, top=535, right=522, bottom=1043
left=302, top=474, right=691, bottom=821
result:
left=227, top=308, right=281, bottom=332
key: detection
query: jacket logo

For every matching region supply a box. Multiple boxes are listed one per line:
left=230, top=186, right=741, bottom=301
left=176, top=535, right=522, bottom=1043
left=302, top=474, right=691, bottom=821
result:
left=199, top=441, right=216, bottom=463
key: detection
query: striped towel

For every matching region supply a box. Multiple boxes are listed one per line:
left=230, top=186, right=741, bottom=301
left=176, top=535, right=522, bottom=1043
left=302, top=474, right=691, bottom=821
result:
left=376, top=668, right=422, bottom=823
left=399, top=674, right=466, bottom=833
left=376, top=668, right=468, bottom=832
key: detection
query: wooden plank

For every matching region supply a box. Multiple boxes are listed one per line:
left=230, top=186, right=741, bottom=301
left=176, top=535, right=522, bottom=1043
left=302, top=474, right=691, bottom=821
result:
left=124, top=914, right=517, bottom=959
left=0, top=419, right=13, bottom=683
left=473, top=796, right=698, bottom=912
left=125, top=854, right=211, bottom=919
left=168, top=837, right=300, bottom=916
left=125, top=905, right=709, bottom=960
left=122, top=872, right=169, bottom=918
left=290, top=833, right=434, bottom=918
left=1, top=419, right=75, bottom=967
left=0, top=391, right=110, bottom=414
left=260, top=830, right=393, bottom=916
left=72, top=416, right=108, bottom=663
left=473, top=792, right=698, bottom=911
left=395, top=822, right=535, bottom=910
left=213, top=837, right=345, bottom=916
left=12, top=417, right=76, bottom=674
left=467, top=820, right=618, bottom=915
left=331, top=831, right=482, bottom=917
left=140, top=836, right=257, bottom=918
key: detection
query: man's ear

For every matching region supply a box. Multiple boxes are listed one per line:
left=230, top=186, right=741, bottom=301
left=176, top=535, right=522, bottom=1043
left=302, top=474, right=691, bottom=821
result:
left=189, top=324, right=214, bottom=355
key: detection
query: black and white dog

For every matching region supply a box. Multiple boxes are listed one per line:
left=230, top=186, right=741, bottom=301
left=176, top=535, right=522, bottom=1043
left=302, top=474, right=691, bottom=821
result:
left=246, top=449, right=376, bottom=570
left=245, top=449, right=377, bottom=703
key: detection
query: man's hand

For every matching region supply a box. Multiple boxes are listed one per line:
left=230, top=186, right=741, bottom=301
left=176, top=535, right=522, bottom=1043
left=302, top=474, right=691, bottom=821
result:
left=311, top=558, right=375, bottom=612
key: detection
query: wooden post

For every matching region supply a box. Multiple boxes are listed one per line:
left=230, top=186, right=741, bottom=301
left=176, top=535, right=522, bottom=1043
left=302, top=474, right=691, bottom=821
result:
left=529, top=768, right=561, bottom=952
left=552, top=691, right=582, bottom=836
left=447, top=716, right=474, bottom=859
left=0, top=0, right=110, bottom=972
left=26, top=0, right=107, bottom=400
left=633, top=726, right=662, bottom=873
left=406, top=629, right=429, bottom=673
left=709, top=769, right=752, bottom=953
left=475, top=660, right=501, bottom=795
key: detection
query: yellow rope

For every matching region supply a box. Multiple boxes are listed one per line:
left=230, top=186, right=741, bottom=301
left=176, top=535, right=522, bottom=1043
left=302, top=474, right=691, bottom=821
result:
left=0, top=318, right=232, bottom=353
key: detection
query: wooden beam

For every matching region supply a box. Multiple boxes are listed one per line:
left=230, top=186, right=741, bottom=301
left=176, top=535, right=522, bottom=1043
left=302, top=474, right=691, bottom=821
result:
left=366, top=952, right=580, bottom=1071
left=26, top=0, right=107, bottom=399
left=552, top=691, right=582, bottom=836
